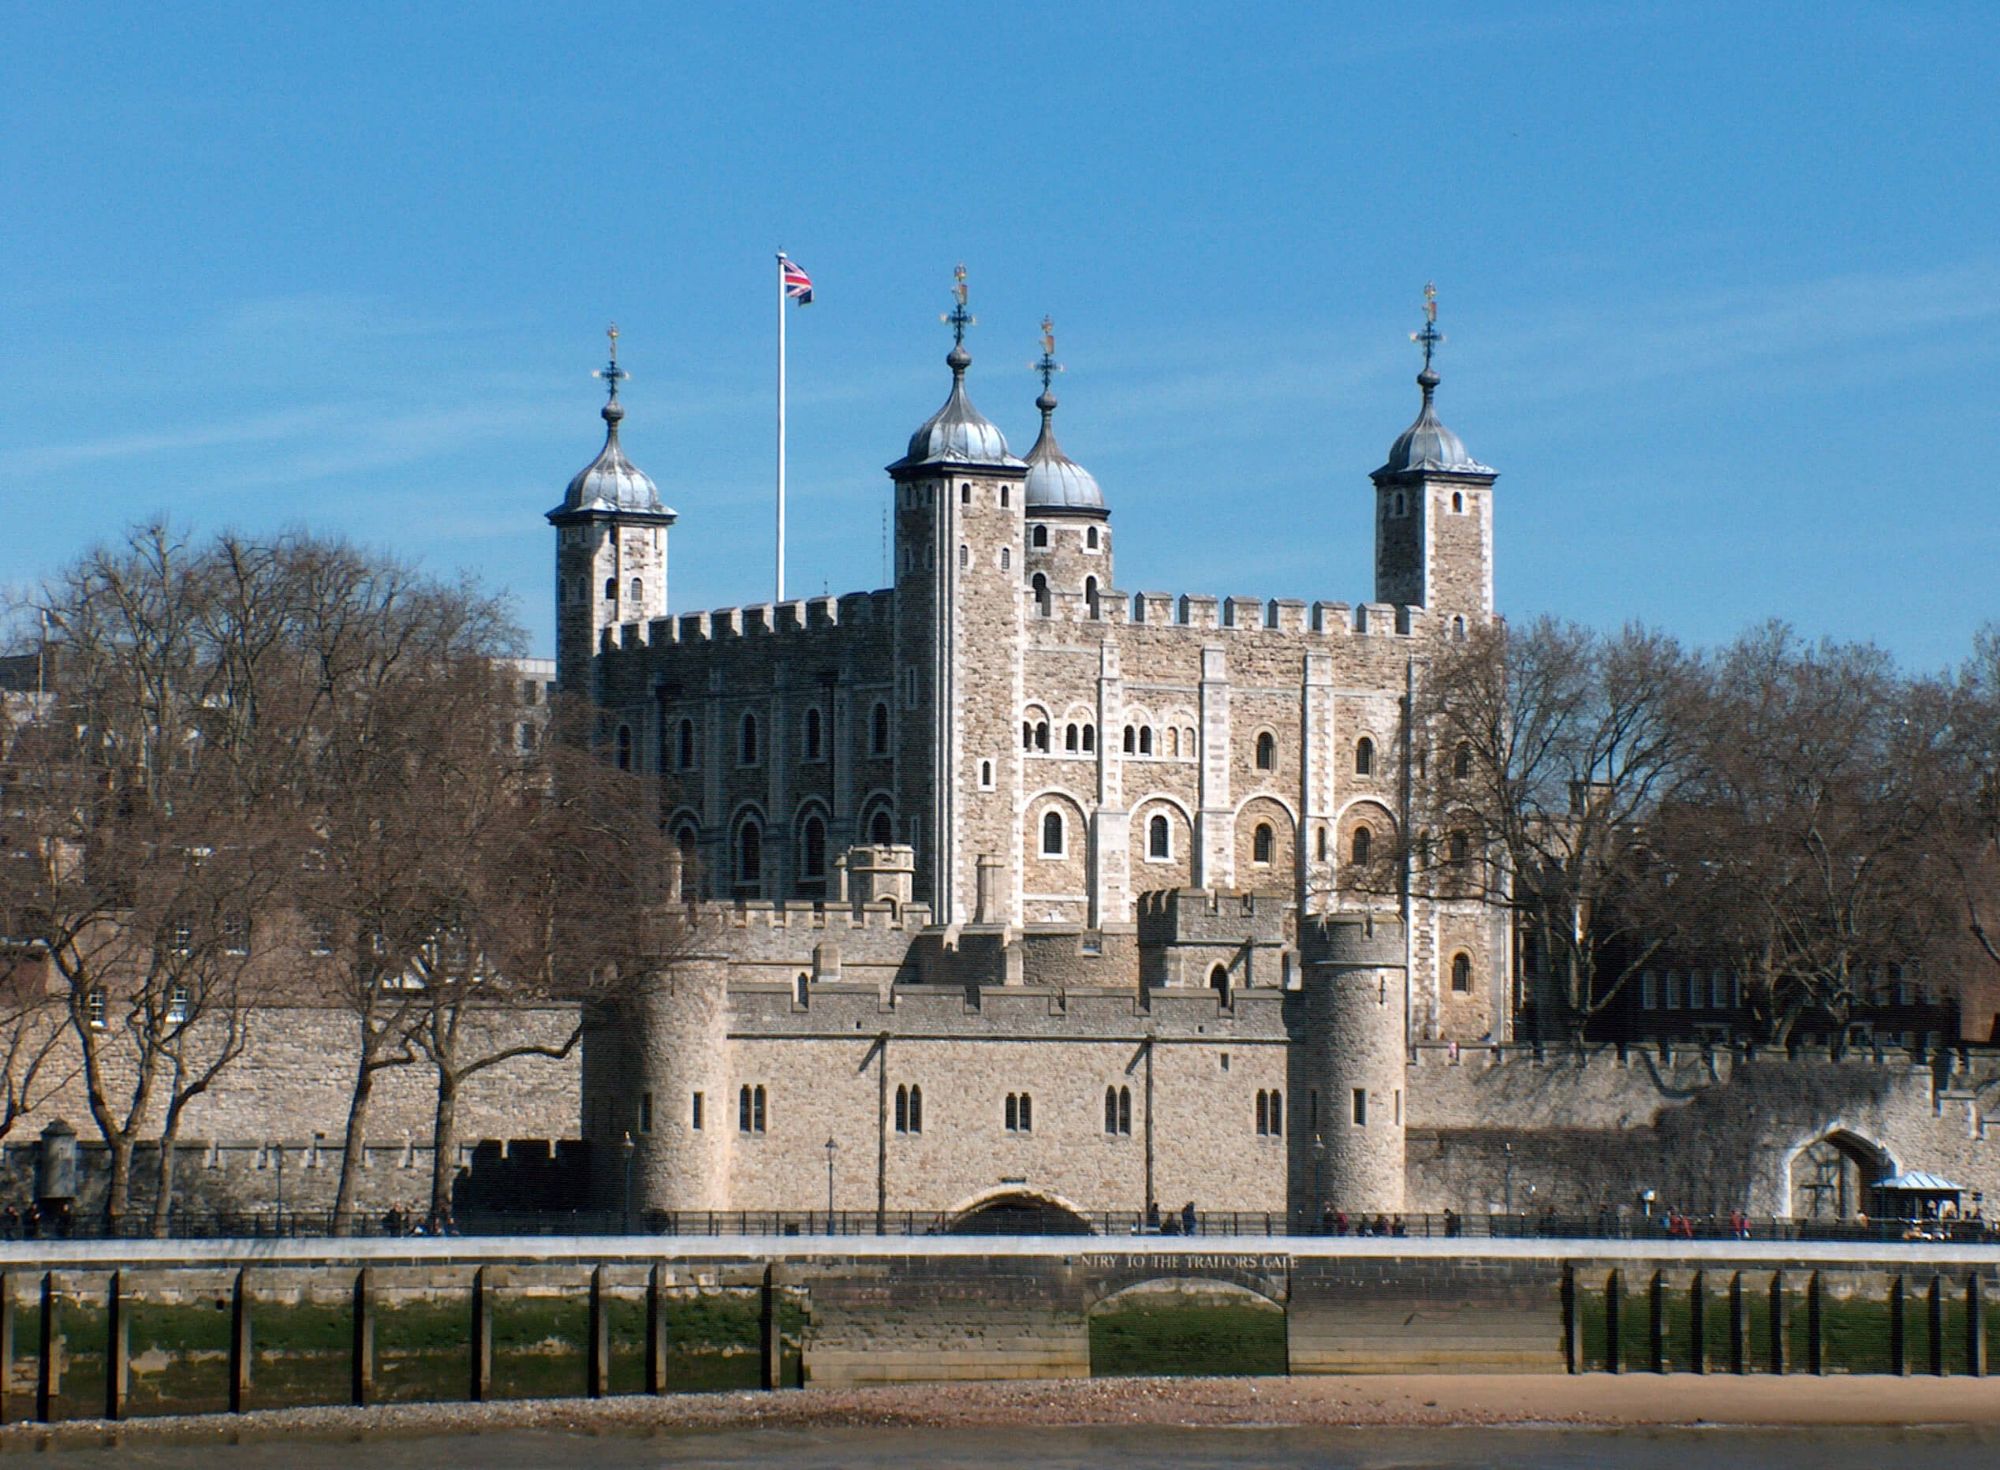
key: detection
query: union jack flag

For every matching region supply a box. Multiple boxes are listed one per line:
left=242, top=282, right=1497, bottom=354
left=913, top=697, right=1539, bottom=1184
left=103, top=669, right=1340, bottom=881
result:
left=781, top=256, right=814, bottom=305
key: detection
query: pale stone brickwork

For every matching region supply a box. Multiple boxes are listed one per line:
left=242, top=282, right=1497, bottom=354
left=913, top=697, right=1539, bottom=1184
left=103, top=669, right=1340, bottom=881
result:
left=559, top=320, right=2000, bottom=1228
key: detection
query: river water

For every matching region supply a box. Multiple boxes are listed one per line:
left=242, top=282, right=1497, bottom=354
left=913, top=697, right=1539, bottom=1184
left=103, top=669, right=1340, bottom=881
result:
left=29, top=1425, right=2000, bottom=1468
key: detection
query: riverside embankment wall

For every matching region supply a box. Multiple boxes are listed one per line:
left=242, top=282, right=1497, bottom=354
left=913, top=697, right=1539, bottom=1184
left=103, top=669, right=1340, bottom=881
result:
left=5, top=1236, right=1996, bottom=1388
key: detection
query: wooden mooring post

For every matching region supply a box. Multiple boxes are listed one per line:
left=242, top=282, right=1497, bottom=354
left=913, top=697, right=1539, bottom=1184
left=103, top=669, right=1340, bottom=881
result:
left=1805, top=1271, right=1824, bottom=1376
left=1769, top=1271, right=1789, bottom=1376
left=1927, top=1274, right=1946, bottom=1377
left=470, top=1266, right=492, bottom=1403
left=586, top=1266, right=609, bottom=1399
left=0, top=1272, right=14, bottom=1426
left=351, top=1267, right=375, bottom=1408
left=1647, top=1272, right=1666, bottom=1374
left=105, top=1270, right=129, bottom=1422
left=37, top=1272, right=59, bottom=1423
left=645, top=1263, right=669, bottom=1395
left=228, top=1268, right=251, bottom=1413
left=1689, top=1270, right=1706, bottom=1374
left=1890, top=1275, right=1907, bottom=1376
left=760, top=1263, right=782, bottom=1390
left=1560, top=1265, right=1579, bottom=1374
left=1968, top=1274, right=1987, bottom=1379
left=1728, top=1272, right=1748, bottom=1375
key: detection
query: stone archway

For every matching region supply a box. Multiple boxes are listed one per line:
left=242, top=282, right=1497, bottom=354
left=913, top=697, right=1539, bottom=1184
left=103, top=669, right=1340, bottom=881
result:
left=1786, top=1129, right=1895, bottom=1220
left=943, top=1186, right=1096, bottom=1235
left=1086, top=1278, right=1288, bottom=1378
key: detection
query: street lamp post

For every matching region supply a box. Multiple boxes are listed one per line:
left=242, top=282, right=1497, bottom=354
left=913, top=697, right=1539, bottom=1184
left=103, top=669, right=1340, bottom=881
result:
left=273, top=1143, right=285, bottom=1237
left=1503, top=1142, right=1515, bottom=1218
left=824, top=1136, right=838, bottom=1227
left=1312, top=1134, right=1325, bottom=1233
left=621, top=1131, right=636, bottom=1235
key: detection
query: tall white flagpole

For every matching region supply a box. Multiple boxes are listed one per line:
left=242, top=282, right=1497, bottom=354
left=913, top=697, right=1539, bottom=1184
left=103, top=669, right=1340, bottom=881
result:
left=776, top=251, right=787, bottom=604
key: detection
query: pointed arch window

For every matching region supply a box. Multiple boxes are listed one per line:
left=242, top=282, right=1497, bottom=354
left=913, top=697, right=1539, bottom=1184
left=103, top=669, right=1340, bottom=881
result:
left=1104, top=1085, right=1131, bottom=1135
left=801, top=814, right=827, bottom=878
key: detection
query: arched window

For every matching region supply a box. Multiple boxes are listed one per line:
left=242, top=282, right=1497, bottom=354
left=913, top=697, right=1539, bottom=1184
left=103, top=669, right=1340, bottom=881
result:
left=1000, top=546, right=1011, bottom=570
left=1453, top=742, right=1472, bottom=780
left=1269, top=1091, right=1282, bottom=1136
left=1118, top=1086, right=1132, bottom=1133
left=1139, top=727, right=1153, bottom=755
left=604, top=578, right=617, bottom=600
left=738, top=1085, right=767, bottom=1133
left=1252, top=823, right=1274, bottom=864
left=1452, top=491, right=1464, bottom=513
left=1255, top=731, right=1276, bottom=770
left=1167, top=727, right=1179, bottom=758
left=736, top=821, right=763, bottom=885
left=1452, top=615, right=1467, bottom=641
left=961, top=484, right=971, bottom=504
left=1392, top=490, right=1406, bottom=517
left=1032, top=524, right=1049, bottom=548
left=629, top=577, right=643, bottom=602
left=677, top=719, right=696, bottom=770
left=1105, top=1087, right=1119, bottom=1134
left=871, top=702, right=890, bottom=755
left=1123, top=725, right=1136, bottom=753
left=869, top=809, right=894, bottom=845
left=675, top=826, right=697, bottom=900
left=980, top=759, right=994, bottom=788
left=1451, top=952, right=1473, bottom=994
left=739, top=712, right=759, bottom=765
left=615, top=724, right=633, bottom=771
left=1315, top=826, right=1329, bottom=861
left=1086, top=525, right=1099, bottom=549
left=1209, top=964, right=1230, bottom=1005
left=1032, top=573, right=1051, bottom=617
left=795, top=973, right=809, bottom=1006
left=1082, top=724, right=1095, bottom=752
left=1448, top=830, right=1470, bottom=865
left=908, top=1083, right=923, bottom=1132
left=958, top=543, right=969, bottom=568
left=1149, top=813, right=1170, bottom=859
left=1256, top=1091, right=1268, bottom=1135
left=1035, top=721, right=1050, bottom=751
left=1084, top=577, right=1100, bottom=619
left=1041, top=810, right=1064, bottom=857
left=1184, top=727, right=1196, bottom=756
left=1355, top=737, right=1375, bottom=776
left=1065, top=723, right=1080, bottom=752
left=804, top=707, right=823, bottom=760
left=1350, top=826, right=1372, bottom=866
left=801, top=814, right=827, bottom=878
left=1005, top=1093, right=1033, bottom=1133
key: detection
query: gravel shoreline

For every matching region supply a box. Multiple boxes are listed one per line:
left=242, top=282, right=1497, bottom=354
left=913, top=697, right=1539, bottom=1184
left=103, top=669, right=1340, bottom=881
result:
left=4, top=1373, right=1999, bottom=1449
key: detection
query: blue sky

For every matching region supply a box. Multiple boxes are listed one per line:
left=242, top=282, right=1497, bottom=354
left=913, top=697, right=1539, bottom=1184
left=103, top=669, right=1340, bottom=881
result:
left=4, top=3, right=1996, bottom=670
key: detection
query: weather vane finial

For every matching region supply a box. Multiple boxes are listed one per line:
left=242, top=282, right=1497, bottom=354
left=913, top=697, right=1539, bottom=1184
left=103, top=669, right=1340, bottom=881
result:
left=941, top=263, right=976, bottom=347
left=593, top=322, right=628, bottom=402
left=1410, top=283, right=1443, bottom=373
left=1035, top=315, right=1064, bottom=396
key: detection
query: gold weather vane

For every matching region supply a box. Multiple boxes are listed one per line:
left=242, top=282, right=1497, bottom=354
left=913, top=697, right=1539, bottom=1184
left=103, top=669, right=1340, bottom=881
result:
left=1410, top=283, right=1444, bottom=371
left=593, top=322, right=628, bottom=400
left=1035, top=315, right=1064, bottom=395
left=942, top=264, right=976, bottom=346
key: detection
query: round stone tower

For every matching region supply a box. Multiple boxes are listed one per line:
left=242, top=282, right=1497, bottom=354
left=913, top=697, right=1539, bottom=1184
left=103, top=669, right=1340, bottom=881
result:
left=1290, top=914, right=1408, bottom=1222
left=620, top=958, right=732, bottom=1217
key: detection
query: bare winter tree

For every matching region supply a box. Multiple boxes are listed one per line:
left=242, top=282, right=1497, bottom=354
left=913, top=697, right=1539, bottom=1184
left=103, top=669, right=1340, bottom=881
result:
left=1655, top=625, right=1954, bottom=1047
left=1414, top=617, right=1703, bottom=1045
left=1937, top=624, right=2000, bottom=1038
left=403, top=696, right=687, bottom=1223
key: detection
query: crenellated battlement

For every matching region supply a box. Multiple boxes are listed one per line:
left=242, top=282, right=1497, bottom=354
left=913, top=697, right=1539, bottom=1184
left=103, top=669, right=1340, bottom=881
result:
left=597, top=589, right=893, bottom=656
left=1120, top=590, right=1427, bottom=638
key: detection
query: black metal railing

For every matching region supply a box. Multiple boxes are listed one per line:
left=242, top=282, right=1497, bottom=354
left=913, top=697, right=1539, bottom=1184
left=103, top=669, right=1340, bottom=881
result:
left=3, top=1206, right=1993, bottom=1245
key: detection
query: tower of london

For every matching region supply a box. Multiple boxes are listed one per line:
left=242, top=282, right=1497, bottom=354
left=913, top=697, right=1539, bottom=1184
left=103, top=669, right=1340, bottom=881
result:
left=564, top=279, right=1513, bottom=1227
